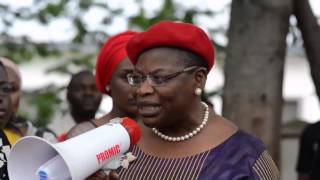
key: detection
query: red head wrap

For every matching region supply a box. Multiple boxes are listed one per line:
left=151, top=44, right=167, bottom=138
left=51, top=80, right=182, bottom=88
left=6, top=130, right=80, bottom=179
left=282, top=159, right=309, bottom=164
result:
left=96, top=31, right=137, bottom=94
left=126, top=21, right=214, bottom=70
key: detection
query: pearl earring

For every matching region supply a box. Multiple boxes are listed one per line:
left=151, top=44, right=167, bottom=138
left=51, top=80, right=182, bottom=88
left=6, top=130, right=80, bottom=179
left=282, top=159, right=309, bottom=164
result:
left=105, top=86, right=110, bottom=92
left=195, top=88, right=202, bottom=96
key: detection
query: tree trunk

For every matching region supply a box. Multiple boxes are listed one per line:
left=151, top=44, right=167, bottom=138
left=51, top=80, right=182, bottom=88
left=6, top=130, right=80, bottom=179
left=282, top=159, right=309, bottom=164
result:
left=293, top=0, right=320, bottom=101
left=223, top=0, right=293, bottom=165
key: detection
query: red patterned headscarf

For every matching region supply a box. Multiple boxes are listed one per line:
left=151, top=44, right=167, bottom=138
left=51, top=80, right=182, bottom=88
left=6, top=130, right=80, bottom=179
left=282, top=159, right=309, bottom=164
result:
left=96, top=31, right=137, bottom=94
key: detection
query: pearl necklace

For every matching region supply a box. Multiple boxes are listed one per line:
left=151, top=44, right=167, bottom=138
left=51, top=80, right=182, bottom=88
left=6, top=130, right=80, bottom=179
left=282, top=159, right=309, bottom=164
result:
left=152, top=102, right=209, bottom=142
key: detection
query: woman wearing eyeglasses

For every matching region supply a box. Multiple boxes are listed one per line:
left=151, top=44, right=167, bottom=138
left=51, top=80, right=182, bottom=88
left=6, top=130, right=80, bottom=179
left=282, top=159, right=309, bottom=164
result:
left=112, top=21, right=280, bottom=180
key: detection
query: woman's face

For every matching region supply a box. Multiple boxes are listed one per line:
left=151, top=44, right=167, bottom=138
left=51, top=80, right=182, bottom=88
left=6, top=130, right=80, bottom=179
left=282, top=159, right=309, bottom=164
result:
left=109, top=58, right=138, bottom=117
left=0, top=65, right=12, bottom=128
left=134, top=48, right=199, bottom=128
left=5, top=67, right=21, bottom=113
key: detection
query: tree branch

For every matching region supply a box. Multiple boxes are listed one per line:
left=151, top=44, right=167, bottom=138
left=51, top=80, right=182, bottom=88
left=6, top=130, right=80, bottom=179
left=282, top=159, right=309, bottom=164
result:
left=293, top=0, right=320, bottom=101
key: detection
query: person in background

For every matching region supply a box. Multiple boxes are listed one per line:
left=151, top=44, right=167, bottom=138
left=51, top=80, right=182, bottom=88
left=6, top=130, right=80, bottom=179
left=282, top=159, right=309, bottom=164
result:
left=49, top=70, right=103, bottom=141
left=66, top=31, right=138, bottom=180
left=0, top=57, right=21, bottom=145
left=0, top=60, right=12, bottom=180
left=112, top=21, right=279, bottom=179
left=0, top=57, right=57, bottom=144
left=296, top=121, right=320, bottom=180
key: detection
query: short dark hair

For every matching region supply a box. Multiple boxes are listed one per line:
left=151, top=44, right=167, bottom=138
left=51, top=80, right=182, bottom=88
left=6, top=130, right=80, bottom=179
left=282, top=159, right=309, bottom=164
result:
left=176, top=48, right=213, bottom=106
left=67, top=70, right=94, bottom=90
left=173, top=47, right=208, bottom=69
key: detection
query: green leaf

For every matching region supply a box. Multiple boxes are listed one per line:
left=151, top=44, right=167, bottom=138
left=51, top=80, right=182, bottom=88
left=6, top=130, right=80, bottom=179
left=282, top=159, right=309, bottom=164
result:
left=79, top=0, right=92, bottom=10
left=72, top=17, right=88, bottom=43
left=45, top=0, right=67, bottom=17
left=182, top=9, right=196, bottom=23
left=38, top=10, right=48, bottom=24
left=29, top=87, right=62, bottom=128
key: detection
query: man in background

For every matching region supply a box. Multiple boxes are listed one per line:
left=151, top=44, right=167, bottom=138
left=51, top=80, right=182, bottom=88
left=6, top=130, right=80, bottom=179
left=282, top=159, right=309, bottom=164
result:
left=296, top=121, right=320, bottom=180
left=49, top=70, right=102, bottom=140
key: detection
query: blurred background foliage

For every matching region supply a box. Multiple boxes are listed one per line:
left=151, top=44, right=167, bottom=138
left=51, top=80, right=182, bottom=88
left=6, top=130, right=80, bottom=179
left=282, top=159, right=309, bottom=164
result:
left=0, top=0, right=228, bottom=64
left=0, top=0, right=228, bottom=127
left=0, top=0, right=312, bottom=128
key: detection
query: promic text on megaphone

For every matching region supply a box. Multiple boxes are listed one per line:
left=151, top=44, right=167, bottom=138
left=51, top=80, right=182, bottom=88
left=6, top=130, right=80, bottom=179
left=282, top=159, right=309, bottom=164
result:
left=7, top=117, right=141, bottom=180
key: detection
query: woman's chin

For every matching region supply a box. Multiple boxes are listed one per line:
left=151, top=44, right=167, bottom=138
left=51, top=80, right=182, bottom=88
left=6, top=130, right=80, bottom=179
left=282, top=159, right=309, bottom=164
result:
left=126, top=106, right=138, bottom=117
left=140, top=116, right=160, bottom=128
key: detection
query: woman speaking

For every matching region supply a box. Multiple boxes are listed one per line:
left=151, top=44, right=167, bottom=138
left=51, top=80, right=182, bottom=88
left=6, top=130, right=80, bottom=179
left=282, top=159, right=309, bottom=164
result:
left=116, top=21, right=280, bottom=180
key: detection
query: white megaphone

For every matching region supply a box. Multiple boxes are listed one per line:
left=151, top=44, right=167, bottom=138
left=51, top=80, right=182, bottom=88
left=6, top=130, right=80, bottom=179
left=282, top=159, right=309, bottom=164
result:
left=8, top=117, right=141, bottom=180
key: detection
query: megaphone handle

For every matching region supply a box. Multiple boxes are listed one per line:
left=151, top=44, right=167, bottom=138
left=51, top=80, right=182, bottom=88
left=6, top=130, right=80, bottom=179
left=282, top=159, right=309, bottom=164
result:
left=102, top=156, right=123, bottom=170
left=102, top=151, right=137, bottom=170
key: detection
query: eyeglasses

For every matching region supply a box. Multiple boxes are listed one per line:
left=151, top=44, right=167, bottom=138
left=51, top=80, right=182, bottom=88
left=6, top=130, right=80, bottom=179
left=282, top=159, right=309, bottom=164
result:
left=127, top=66, right=198, bottom=87
left=0, top=82, right=13, bottom=95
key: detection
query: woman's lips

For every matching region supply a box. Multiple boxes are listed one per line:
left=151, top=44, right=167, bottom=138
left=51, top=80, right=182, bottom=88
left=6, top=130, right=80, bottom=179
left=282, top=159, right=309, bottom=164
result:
left=137, top=102, right=161, bottom=117
left=0, top=110, right=6, bottom=117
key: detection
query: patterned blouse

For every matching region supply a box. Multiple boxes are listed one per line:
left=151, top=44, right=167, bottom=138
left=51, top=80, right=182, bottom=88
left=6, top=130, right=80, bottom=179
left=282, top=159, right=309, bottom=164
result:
left=0, top=130, right=10, bottom=180
left=118, top=130, right=279, bottom=180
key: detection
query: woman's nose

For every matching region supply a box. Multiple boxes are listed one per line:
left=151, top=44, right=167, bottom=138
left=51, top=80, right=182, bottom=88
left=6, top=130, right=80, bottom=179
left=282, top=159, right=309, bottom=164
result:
left=136, top=80, right=154, bottom=96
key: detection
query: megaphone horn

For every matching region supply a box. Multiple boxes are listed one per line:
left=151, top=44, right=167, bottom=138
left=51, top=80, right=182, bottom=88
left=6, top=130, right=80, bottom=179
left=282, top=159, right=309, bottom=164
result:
left=8, top=117, right=141, bottom=180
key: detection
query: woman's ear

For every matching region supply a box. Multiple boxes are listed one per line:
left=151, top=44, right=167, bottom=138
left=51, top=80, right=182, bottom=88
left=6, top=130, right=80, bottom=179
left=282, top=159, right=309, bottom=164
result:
left=194, top=67, right=207, bottom=89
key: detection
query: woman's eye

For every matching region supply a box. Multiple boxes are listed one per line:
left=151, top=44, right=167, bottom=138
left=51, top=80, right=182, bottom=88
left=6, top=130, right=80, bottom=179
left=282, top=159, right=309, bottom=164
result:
left=0, top=84, right=13, bottom=93
left=152, top=75, right=166, bottom=84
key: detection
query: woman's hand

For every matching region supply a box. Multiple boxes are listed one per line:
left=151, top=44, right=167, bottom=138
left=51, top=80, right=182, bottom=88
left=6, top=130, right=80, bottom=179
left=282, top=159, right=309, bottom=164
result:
left=85, top=170, right=119, bottom=180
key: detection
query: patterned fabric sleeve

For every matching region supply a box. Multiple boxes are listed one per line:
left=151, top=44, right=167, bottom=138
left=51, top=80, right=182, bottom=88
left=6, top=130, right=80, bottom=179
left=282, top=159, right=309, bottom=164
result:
left=0, top=129, right=10, bottom=180
left=252, top=151, right=280, bottom=180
